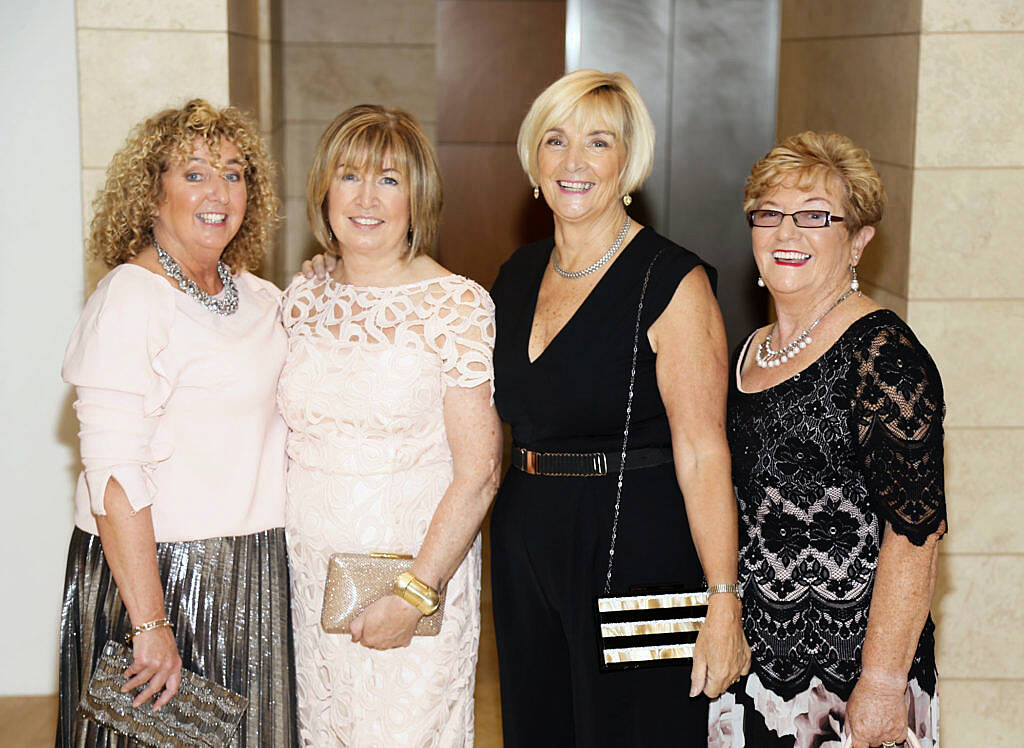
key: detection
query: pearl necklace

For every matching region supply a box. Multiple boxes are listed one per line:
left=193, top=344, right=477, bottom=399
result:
left=755, top=288, right=856, bottom=368
left=552, top=216, right=631, bottom=279
left=155, top=238, right=238, bottom=316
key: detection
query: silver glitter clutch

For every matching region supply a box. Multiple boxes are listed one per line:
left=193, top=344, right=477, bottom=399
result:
left=321, top=552, right=446, bottom=636
left=78, top=640, right=248, bottom=747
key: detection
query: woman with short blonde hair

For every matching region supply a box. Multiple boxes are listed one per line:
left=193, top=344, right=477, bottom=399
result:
left=489, top=69, right=749, bottom=744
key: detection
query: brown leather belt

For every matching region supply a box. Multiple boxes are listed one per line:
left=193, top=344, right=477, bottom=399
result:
left=511, top=446, right=674, bottom=477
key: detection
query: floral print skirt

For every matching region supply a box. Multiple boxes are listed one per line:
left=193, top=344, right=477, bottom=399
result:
left=708, top=672, right=939, bottom=747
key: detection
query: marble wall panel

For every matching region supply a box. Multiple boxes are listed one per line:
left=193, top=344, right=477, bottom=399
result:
left=907, top=300, right=1023, bottom=428
left=908, top=168, right=1024, bottom=299
left=282, top=0, right=436, bottom=44
left=934, top=554, right=1024, bottom=679
left=915, top=33, right=1024, bottom=168
left=939, top=679, right=1024, bottom=747
left=777, top=35, right=919, bottom=168
left=942, top=428, right=1024, bottom=554
left=282, top=44, right=436, bottom=124
left=77, top=0, right=227, bottom=30
left=78, top=29, right=230, bottom=169
left=781, top=0, right=921, bottom=39
left=922, top=0, right=1024, bottom=31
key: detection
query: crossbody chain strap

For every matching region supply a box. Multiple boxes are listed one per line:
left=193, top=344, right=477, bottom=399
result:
left=602, top=250, right=664, bottom=596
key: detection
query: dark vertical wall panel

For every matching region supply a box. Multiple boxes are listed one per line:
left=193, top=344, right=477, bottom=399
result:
left=436, top=0, right=566, bottom=288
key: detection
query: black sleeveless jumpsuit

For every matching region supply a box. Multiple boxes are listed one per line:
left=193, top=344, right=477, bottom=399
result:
left=490, top=227, right=717, bottom=746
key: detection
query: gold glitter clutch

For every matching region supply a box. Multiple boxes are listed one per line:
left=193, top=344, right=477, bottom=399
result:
left=78, top=640, right=247, bottom=747
left=321, top=552, right=446, bottom=636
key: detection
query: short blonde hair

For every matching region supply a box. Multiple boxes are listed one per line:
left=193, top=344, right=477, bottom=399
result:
left=88, top=99, right=279, bottom=272
left=517, top=69, right=655, bottom=195
left=744, top=131, right=886, bottom=233
left=306, top=105, right=442, bottom=260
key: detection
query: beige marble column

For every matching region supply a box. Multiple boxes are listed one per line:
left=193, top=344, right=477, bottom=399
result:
left=778, top=1, right=1023, bottom=744
left=910, top=2, right=1024, bottom=744
left=76, top=0, right=275, bottom=289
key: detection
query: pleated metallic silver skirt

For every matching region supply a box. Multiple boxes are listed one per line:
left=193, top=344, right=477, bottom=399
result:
left=57, top=527, right=298, bottom=747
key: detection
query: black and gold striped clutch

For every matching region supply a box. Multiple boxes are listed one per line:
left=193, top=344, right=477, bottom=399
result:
left=596, top=588, right=708, bottom=671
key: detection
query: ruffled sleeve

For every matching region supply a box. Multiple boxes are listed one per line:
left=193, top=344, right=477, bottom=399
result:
left=435, top=278, right=496, bottom=397
left=61, top=266, right=176, bottom=516
left=850, top=324, right=947, bottom=545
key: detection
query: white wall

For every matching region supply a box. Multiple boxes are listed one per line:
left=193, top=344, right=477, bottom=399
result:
left=0, top=0, right=82, bottom=695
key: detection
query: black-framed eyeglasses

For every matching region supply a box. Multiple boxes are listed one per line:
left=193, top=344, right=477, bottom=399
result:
left=747, top=209, right=845, bottom=228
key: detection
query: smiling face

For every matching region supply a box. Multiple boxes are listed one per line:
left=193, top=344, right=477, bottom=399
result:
left=536, top=111, right=627, bottom=226
left=153, top=139, right=247, bottom=259
left=326, top=158, right=411, bottom=259
left=752, top=175, right=873, bottom=305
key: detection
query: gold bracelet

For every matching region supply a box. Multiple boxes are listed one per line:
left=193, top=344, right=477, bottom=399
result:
left=125, top=617, right=173, bottom=643
left=393, top=572, right=440, bottom=616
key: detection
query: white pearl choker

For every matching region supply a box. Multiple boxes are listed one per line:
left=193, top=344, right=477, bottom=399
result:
left=755, top=287, right=856, bottom=368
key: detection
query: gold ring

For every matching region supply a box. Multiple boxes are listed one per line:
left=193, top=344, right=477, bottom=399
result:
left=881, top=741, right=897, bottom=747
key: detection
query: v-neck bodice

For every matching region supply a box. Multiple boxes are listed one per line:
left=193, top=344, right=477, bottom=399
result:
left=491, top=228, right=716, bottom=451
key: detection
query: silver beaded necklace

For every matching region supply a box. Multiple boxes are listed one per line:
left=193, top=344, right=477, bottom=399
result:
left=154, top=237, right=238, bottom=316
left=552, top=216, right=631, bottom=279
left=755, top=287, right=856, bottom=368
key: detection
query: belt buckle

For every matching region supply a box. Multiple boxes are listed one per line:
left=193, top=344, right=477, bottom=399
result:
left=524, top=449, right=538, bottom=475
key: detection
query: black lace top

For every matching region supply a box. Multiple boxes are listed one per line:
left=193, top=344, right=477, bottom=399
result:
left=728, top=310, right=946, bottom=701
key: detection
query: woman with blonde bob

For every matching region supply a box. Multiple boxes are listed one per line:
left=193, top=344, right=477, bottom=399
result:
left=58, top=99, right=296, bottom=745
left=488, top=69, right=749, bottom=744
left=282, top=105, right=502, bottom=744
left=709, top=131, right=946, bottom=747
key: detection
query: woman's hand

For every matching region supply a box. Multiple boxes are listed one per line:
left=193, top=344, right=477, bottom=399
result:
left=122, top=625, right=183, bottom=709
left=845, top=670, right=909, bottom=748
left=298, top=253, right=336, bottom=279
left=690, top=594, right=750, bottom=698
left=350, top=595, right=423, bottom=650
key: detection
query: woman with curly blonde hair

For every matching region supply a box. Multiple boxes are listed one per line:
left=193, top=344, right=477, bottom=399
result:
left=58, top=99, right=297, bottom=746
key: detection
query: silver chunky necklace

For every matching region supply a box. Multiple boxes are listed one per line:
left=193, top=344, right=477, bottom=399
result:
left=154, top=237, right=238, bottom=315
left=755, top=287, right=856, bottom=368
left=552, top=216, right=631, bottom=279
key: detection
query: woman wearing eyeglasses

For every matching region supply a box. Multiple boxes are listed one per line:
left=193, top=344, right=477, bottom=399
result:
left=708, top=131, right=946, bottom=748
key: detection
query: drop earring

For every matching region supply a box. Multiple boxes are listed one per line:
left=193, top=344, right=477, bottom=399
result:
left=533, top=186, right=540, bottom=199
left=757, top=276, right=765, bottom=288
left=623, top=194, right=632, bottom=207
left=851, top=264, right=860, bottom=293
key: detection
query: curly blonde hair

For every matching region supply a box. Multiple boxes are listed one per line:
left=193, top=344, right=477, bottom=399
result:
left=88, top=99, right=280, bottom=271
left=744, top=131, right=886, bottom=234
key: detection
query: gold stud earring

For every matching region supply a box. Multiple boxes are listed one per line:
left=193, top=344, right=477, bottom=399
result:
left=533, top=186, right=540, bottom=199
left=623, top=194, right=632, bottom=207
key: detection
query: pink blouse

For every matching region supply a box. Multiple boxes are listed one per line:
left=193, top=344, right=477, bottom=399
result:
left=62, top=264, right=289, bottom=542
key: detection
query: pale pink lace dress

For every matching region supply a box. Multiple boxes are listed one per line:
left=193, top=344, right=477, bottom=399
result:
left=278, top=274, right=495, bottom=747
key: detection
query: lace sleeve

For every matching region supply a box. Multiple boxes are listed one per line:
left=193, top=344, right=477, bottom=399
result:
left=435, top=279, right=495, bottom=396
left=850, top=325, right=947, bottom=545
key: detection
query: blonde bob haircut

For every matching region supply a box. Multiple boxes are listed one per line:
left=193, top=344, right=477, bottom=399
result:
left=517, top=69, right=655, bottom=196
left=744, top=131, right=886, bottom=234
left=88, top=99, right=279, bottom=272
left=306, top=105, right=442, bottom=260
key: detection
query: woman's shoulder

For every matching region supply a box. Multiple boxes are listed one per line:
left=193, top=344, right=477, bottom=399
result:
left=841, top=308, right=944, bottom=390
left=84, top=263, right=175, bottom=325
left=633, top=228, right=718, bottom=291
left=496, top=237, right=554, bottom=276
left=426, top=274, right=495, bottom=321
left=236, top=270, right=281, bottom=299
